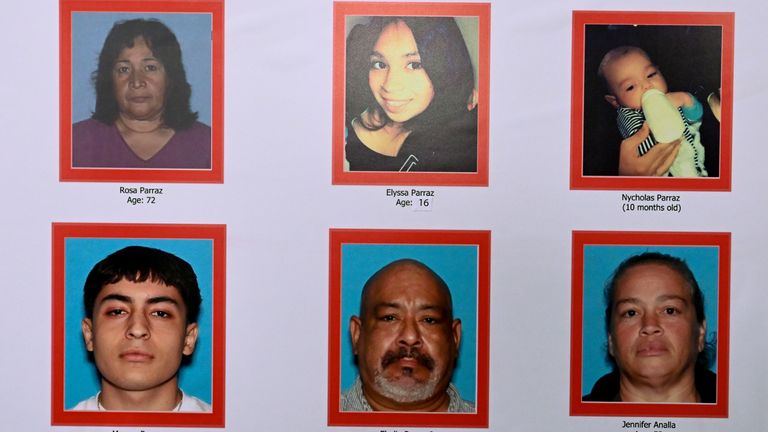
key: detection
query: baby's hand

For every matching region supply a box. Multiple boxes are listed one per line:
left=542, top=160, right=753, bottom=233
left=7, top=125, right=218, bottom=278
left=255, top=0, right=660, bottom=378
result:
left=666, top=91, right=693, bottom=108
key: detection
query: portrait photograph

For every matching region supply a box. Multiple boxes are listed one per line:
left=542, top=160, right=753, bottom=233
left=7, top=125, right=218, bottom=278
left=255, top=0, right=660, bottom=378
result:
left=51, top=223, right=225, bottom=427
left=570, top=231, right=730, bottom=417
left=331, top=2, right=490, bottom=186
left=59, top=0, right=224, bottom=183
left=328, top=229, right=489, bottom=427
left=570, top=11, right=733, bottom=191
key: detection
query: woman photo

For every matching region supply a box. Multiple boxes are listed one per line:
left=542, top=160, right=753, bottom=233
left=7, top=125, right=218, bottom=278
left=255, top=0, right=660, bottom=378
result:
left=344, top=16, right=478, bottom=173
left=72, top=18, right=211, bottom=169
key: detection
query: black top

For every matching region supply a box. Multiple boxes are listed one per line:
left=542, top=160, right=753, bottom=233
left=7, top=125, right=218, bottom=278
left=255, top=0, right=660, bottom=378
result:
left=583, top=367, right=717, bottom=403
left=345, top=109, right=477, bottom=172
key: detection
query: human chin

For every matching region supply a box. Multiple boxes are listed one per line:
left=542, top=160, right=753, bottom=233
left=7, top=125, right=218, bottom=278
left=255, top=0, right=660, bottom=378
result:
left=373, top=367, right=441, bottom=404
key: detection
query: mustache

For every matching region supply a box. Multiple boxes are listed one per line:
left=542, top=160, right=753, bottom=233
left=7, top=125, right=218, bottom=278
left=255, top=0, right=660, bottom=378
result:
left=381, top=347, right=435, bottom=371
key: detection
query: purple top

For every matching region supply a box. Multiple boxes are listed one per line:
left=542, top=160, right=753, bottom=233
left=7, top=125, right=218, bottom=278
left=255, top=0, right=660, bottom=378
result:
left=72, top=118, right=212, bottom=169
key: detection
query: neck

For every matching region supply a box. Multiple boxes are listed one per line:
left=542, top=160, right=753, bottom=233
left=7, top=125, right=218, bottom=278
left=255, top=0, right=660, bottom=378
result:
left=618, top=367, right=700, bottom=403
left=116, top=113, right=165, bottom=134
left=363, top=386, right=451, bottom=412
left=99, top=378, right=182, bottom=411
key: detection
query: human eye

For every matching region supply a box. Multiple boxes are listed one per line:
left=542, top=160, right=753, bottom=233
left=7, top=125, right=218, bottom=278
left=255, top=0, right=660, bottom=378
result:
left=624, top=84, right=635, bottom=92
left=406, top=61, right=423, bottom=70
left=151, top=310, right=172, bottom=319
left=619, top=308, right=638, bottom=318
left=144, top=62, right=162, bottom=72
left=647, top=70, right=658, bottom=79
left=114, top=65, right=130, bottom=75
left=662, top=306, right=680, bottom=315
left=370, top=60, right=387, bottom=70
left=106, top=308, right=127, bottom=317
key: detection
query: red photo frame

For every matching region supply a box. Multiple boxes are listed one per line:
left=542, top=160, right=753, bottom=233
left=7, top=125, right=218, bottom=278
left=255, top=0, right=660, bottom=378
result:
left=59, top=0, right=224, bottom=183
left=51, top=223, right=226, bottom=427
left=570, top=231, right=730, bottom=417
left=570, top=11, right=734, bottom=191
left=328, top=229, right=490, bottom=427
left=332, top=2, right=490, bottom=186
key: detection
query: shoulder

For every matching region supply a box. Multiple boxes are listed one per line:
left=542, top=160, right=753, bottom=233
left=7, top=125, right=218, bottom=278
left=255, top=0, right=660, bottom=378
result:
left=340, top=376, right=369, bottom=412
left=180, top=391, right=212, bottom=412
left=582, top=371, right=620, bottom=402
left=695, top=367, right=717, bottom=403
left=73, top=118, right=112, bottom=135
left=71, top=393, right=100, bottom=411
left=447, top=384, right=475, bottom=413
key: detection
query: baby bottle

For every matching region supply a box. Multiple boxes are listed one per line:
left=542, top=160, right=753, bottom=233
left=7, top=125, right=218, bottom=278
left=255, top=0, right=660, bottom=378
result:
left=641, top=88, right=685, bottom=143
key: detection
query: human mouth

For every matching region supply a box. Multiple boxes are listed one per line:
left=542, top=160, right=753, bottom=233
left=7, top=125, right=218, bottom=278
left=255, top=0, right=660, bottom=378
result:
left=380, top=97, right=411, bottom=113
left=381, top=347, right=435, bottom=371
left=120, top=350, right=154, bottom=362
left=637, top=341, right=668, bottom=357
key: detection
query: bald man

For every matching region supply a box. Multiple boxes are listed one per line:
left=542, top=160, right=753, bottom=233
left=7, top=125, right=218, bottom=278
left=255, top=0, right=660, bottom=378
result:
left=342, top=259, right=474, bottom=412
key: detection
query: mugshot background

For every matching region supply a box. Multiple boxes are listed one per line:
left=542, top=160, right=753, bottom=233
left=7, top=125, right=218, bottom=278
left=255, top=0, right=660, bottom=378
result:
left=63, top=237, right=214, bottom=408
left=70, top=12, right=213, bottom=126
left=1, top=0, right=767, bottom=431
left=580, top=245, right=720, bottom=396
left=339, top=243, right=478, bottom=403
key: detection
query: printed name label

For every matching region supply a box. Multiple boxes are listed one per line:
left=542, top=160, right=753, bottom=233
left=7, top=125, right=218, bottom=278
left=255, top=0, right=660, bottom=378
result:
left=119, top=186, right=164, bottom=206
left=386, top=188, right=436, bottom=211
left=621, top=419, right=677, bottom=431
left=620, top=193, right=681, bottom=213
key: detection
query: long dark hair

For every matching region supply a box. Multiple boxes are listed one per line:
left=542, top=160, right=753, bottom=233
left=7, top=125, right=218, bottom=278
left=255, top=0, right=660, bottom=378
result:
left=91, top=18, right=198, bottom=130
left=345, top=16, right=475, bottom=132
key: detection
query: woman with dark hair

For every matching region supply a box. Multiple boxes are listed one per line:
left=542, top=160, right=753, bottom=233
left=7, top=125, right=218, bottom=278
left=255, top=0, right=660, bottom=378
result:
left=73, top=18, right=211, bottom=168
left=345, top=17, right=477, bottom=172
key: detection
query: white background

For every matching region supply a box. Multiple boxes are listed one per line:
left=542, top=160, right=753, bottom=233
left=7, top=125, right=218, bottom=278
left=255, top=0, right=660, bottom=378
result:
left=0, top=0, right=765, bottom=431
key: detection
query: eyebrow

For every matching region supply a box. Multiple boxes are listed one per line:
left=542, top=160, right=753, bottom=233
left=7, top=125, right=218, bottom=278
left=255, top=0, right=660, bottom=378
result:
left=100, top=293, right=180, bottom=307
left=614, top=294, right=689, bottom=308
left=370, top=50, right=421, bottom=59
left=373, top=302, right=446, bottom=313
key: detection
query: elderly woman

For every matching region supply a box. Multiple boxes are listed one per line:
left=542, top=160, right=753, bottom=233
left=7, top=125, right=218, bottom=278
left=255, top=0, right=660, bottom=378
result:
left=344, top=17, right=478, bottom=172
left=73, top=19, right=211, bottom=168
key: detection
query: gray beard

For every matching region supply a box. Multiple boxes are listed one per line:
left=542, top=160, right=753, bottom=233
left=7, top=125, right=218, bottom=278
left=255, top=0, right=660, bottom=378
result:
left=372, top=368, right=443, bottom=404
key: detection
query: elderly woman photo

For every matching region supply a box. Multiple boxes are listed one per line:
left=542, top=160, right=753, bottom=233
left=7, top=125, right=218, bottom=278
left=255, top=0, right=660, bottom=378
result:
left=72, top=18, right=211, bottom=168
left=344, top=16, right=478, bottom=173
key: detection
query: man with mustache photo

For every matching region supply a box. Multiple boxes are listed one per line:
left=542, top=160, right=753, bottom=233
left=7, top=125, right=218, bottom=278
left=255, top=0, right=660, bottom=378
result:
left=583, top=252, right=716, bottom=403
left=72, top=245, right=211, bottom=411
left=342, top=259, right=474, bottom=412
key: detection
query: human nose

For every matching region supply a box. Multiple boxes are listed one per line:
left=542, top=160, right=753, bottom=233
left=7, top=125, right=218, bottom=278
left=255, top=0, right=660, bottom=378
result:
left=381, top=68, right=405, bottom=93
left=126, top=313, right=150, bottom=339
left=640, top=313, right=662, bottom=336
left=397, top=317, right=423, bottom=347
left=129, top=69, right=146, bottom=89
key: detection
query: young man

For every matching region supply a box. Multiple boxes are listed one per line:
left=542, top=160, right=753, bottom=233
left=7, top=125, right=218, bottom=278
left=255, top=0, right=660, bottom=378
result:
left=73, top=245, right=211, bottom=411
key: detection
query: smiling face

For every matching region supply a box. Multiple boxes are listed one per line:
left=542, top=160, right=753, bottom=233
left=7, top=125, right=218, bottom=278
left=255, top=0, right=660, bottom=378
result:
left=112, top=36, right=168, bottom=122
left=367, top=20, right=435, bottom=125
left=608, top=263, right=705, bottom=389
left=602, top=48, right=668, bottom=110
left=350, top=262, right=460, bottom=411
left=81, top=278, right=198, bottom=397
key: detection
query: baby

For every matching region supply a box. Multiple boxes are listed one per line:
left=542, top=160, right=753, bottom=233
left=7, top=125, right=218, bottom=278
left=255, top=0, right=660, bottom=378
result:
left=599, top=46, right=707, bottom=177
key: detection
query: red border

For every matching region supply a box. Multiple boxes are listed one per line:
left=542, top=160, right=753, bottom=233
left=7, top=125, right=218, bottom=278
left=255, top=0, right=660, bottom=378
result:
left=327, top=229, right=490, bottom=427
left=570, top=231, right=730, bottom=417
left=51, top=223, right=226, bottom=427
left=569, top=11, right=734, bottom=191
left=59, top=0, right=225, bottom=183
left=331, top=2, right=491, bottom=186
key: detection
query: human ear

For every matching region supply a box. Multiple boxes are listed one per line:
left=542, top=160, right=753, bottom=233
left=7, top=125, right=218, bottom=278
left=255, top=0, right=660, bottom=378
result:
left=349, top=316, right=361, bottom=355
left=452, top=319, right=462, bottom=351
left=82, top=318, right=94, bottom=352
left=182, top=323, right=199, bottom=356
left=697, top=320, right=706, bottom=352
left=604, top=94, right=620, bottom=109
left=607, top=333, right=615, bottom=357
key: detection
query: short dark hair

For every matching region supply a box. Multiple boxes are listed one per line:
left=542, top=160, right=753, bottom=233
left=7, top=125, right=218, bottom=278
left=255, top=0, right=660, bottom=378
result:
left=83, top=246, right=202, bottom=324
left=359, top=258, right=453, bottom=320
left=91, top=18, right=198, bottom=129
left=345, top=17, right=475, bottom=132
left=604, top=251, right=713, bottom=368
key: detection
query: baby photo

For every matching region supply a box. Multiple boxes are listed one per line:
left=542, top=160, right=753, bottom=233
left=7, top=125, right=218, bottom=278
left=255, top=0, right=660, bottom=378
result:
left=571, top=11, right=733, bottom=191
